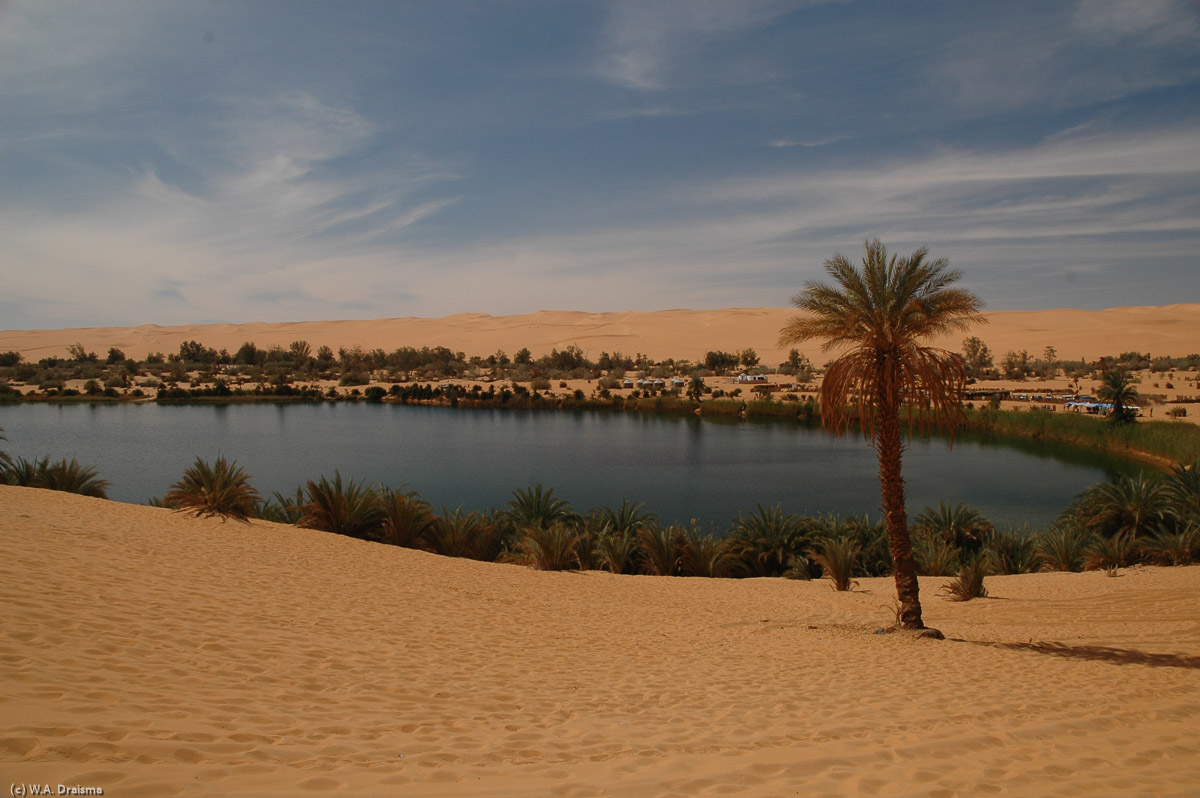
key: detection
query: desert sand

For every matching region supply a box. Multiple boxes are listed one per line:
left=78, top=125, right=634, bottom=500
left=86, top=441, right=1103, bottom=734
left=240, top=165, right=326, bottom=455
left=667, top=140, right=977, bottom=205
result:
left=3, top=303, right=1200, bottom=365
left=3, top=486, right=1199, bottom=796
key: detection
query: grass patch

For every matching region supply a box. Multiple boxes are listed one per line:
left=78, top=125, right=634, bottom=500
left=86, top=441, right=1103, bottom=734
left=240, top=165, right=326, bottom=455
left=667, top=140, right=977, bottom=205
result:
left=963, top=407, right=1200, bottom=466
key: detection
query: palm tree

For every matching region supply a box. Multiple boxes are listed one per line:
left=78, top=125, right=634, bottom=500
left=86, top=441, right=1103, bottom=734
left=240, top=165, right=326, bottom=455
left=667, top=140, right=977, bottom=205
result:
left=1097, top=370, right=1139, bottom=424
left=779, top=239, right=984, bottom=629
left=163, top=456, right=261, bottom=521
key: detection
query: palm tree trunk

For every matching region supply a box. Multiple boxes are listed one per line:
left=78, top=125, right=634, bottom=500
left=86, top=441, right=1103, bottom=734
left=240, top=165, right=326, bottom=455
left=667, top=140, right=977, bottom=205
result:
left=877, top=380, right=924, bottom=629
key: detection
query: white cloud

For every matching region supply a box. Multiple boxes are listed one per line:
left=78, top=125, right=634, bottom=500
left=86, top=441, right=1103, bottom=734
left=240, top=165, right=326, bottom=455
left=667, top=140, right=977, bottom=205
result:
left=594, top=0, right=796, bottom=90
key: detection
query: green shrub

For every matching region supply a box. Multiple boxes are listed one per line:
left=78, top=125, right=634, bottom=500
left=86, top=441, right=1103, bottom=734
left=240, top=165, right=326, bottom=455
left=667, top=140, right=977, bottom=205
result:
left=297, top=472, right=385, bottom=540
left=515, top=522, right=582, bottom=571
left=1035, top=524, right=1093, bottom=572
left=163, top=456, right=261, bottom=521
left=913, top=535, right=960, bottom=576
left=984, top=528, right=1039, bottom=574
left=940, top=557, right=989, bottom=601
left=379, top=488, right=437, bottom=548
left=809, top=536, right=861, bottom=591
left=1083, top=530, right=1138, bottom=571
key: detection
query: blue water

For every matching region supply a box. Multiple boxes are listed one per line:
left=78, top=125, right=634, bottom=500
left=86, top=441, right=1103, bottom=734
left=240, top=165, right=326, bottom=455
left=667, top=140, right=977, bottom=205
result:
left=0, top=402, right=1141, bottom=530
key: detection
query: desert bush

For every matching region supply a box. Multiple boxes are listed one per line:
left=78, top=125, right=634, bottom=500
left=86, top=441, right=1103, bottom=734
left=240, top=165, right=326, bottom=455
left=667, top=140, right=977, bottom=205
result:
left=677, top=527, right=736, bottom=578
left=3, top=456, right=110, bottom=498
left=637, top=524, right=683, bottom=575
left=515, top=521, right=582, bottom=571
left=984, top=528, right=1039, bottom=574
left=913, top=501, right=993, bottom=553
left=163, top=456, right=260, bottom=521
left=809, top=536, right=861, bottom=591
left=504, top=484, right=576, bottom=531
left=1083, top=530, right=1138, bottom=571
left=379, top=488, right=438, bottom=548
left=940, top=557, right=989, bottom=601
left=594, top=527, right=639, bottom=574
left=427, top=508, right=507, bottom=561
left=1035, top=524, right=1093, bottom=572
left=297, top=472, right=385, bottom=540
left=913, top=534, right=960, bottom=576
left=727, top=504, right=808, bottom=577
left=1139, top=523, right=1200, bottom=566
left=256, top=487, right=305, bottom=524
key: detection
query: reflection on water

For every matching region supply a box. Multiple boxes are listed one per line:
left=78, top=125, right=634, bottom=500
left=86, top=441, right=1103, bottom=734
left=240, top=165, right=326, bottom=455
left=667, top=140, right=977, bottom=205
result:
left=0, top=402, right=1142, bottom=530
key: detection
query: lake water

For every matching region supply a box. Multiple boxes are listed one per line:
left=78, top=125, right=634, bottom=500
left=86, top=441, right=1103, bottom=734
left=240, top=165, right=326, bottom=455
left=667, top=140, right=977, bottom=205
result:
left=0, top=402, right=1143, bottom=530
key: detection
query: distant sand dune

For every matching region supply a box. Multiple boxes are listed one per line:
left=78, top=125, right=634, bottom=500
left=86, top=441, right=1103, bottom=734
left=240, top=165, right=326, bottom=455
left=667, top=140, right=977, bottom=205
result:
left=4, top=303, right=1199, bottom=364
left=3, top=486, right=1199, bottom=795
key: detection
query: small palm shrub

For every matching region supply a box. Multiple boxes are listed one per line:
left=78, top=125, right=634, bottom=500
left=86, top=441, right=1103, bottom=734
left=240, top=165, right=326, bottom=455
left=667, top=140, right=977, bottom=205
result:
left=940, top=557, right=989, bottom=601
left=809, top=536, right=861, bottom=591
left=913, top=535, right=960, bottom=576
left=588, top=499, right=657, bottom=537
left=43, top=458, right=109, bottom=497
left=594, top=527, right=639, bottom=574
left=163, top=456, right=260, bottom=521
left=297, top=472, right=385, bottom=540
left=783, top=554, right=816, bottom=580
left=1140, top=523, right=1200, bottom=565
left=256, top=488, right=305, bottom=524
left=678, top=527, right=735, bottom=578
left=4, top=456, right=110, bottom=498
left=727, top=504, right=808, bottom=577
left=984, top=528, right=1039, bottom=574
left=1083, top=530, right=1138, bottom=571
left=427, top=508, right=506, bottom=561
left=4, top=456, right=46, bottom=487
left=504, top=484, right=575, bottom=531
left=914, top=501, right=993, bottom=553
left=515, top=522, right=582, bottom=570
left=1035, top=524, right=1093, bottom=572
left=379, top=488, right=437, bottom=548
left=637, top=524, right=683, bottom=575
left=0, top=426, right=10, bottom=473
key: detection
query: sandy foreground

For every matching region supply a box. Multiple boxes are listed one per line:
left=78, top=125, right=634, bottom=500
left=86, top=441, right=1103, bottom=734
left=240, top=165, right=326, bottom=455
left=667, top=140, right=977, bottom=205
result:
left=2, top=487, right=1199, bottom=796
left=4, top=303, right=1200, bottom=364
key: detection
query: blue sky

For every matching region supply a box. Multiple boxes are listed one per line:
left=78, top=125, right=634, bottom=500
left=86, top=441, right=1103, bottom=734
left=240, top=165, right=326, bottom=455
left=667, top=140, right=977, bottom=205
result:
left=2, top=0, right=1198, bottom=329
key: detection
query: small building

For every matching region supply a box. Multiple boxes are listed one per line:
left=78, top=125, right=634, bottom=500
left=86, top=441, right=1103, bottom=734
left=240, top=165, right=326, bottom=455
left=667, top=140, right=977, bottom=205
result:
left=735, top=373, right=768, bottom=384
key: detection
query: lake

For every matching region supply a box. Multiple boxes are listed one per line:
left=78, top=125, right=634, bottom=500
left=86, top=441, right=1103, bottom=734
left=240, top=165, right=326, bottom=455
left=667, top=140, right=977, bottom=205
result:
left=0, top=402, right=1143, bottom=530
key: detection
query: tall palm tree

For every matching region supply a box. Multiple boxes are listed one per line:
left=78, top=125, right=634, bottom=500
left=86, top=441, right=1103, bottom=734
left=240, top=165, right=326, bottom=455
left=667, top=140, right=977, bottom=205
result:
left=1097, top=370, right=1139, bottom=424
left=779, top=239, right=984, bottom=629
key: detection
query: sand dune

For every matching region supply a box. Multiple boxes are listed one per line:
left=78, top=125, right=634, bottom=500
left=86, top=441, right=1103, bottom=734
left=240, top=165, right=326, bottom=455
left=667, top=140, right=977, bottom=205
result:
left=3, top=486, right=1199, bottom=796
left=4, top=303, right=1200, bottom=365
